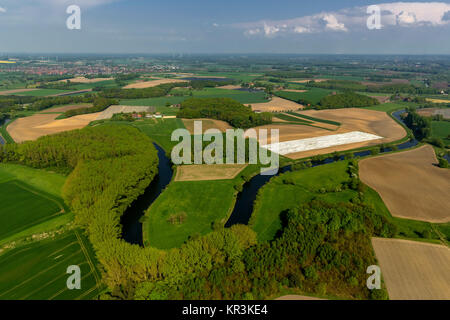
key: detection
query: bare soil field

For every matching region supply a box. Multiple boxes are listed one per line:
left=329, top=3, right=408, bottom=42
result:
left=247, top=97, right=304, bottom=112
left=417, top=107, right=450, bottom=119
left=359, top=145, right=450, bottom=223
left=123, top=78, right=188, bottom=89
left=96, top=105, right=153, bottom=120
left=175, top=164, right=247, bottom=181
left=59, top=77, right=113, bottom=83
left=182, top=118, right=232, bottom=134
left=0, top=89, right=38, bottom=95
left=249, top=108, right=405, bottom=159
left=7, top=113, right=100, bottom=142
left=275, top=295, right=324, bottom=300
left=372, top=238, right=450, bottom=300
left=39, top=104, right=93, bottom=113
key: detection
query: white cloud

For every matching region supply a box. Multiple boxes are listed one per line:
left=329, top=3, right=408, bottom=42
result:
left=237, top=2, right=450, bottom=37
left=263, top=23, right=280, bottom=36
left=323, top=14, right=347, bottom=31
left=245, top=28, right=261, bottom=36
left=0, top=7, right=6, bottom=13
left=293, top=26, right=311, bottom=34
left=212, top=23, right=219, bottom=27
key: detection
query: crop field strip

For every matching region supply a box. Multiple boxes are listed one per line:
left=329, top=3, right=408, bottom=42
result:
left=0, top=230, right=101, bottom=300
left=0, top=180, right=65, bottom=240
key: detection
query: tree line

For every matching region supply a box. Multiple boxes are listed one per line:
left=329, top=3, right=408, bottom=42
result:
left=177, top=97, right=273, bottom=129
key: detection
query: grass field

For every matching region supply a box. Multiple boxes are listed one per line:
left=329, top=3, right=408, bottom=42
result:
left=133, top=118, right=186, bottom=152
left=276, top=88, right=332, bottom=104
left=0, top=120, right=15, bottom=144
left=361, top=102, right=406, bottom=113
left=0, top=181, right=64, bottom=240
left=431, top=121, right=450, bottom=144
left=191, top=87, right=268, bottom=103
left=0, top=230, right=102, bottom=300
left=251, top=161, right=353, bottom=241
left=144, top=179, right=238, bottom=249
left=144, top=164, right=262, bottom=249
left=0, top=163, right=70, bottom=243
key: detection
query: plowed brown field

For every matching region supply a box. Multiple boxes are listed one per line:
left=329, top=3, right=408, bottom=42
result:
left=372, top=238, right=450, bottom=300
left=360, top=145, right=450, bottom=223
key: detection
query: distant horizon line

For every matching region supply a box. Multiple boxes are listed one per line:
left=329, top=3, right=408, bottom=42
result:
left=1, top=52, right=450, bottom=57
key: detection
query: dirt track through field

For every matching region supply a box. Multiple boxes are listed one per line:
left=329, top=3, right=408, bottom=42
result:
left=359, top=145, right=450, bottom=223
left=372, top=238, right=450, bottom=300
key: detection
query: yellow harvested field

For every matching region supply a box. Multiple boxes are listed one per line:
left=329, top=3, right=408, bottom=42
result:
left=175, top=164, right=247, bottom=181
left=0, top=89, right=38, bottom=96
left=60, top=76, right=113, bottom=83
left=7, top=113, right=100, bottom=143
left=123, top=78, right=188, bottom=89
left=247, top=97, right=304, bottom=112
left=182, top=118, right=232, bottom=134
left=426, top=98, right=450, bottom=104
left=359, top=145, right=450, bottom=223
left=249, top=108, right=405, bottom=159
left=372, top=238, right=450, bottom=300
left=275, top=295, right=324, bottom=300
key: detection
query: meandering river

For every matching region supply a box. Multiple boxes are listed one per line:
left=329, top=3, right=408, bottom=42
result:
left=122, top=110, right=418, bottom=245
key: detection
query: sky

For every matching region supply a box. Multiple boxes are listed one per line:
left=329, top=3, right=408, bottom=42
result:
left=0, top=0, right=449, bottom=54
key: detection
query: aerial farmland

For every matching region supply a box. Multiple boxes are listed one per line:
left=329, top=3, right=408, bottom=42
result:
left=0, top=0, right=449, bottom=312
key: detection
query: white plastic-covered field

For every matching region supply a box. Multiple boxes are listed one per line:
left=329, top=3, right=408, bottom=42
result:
left=262, top=131, right=382, bottom=155
left=96, top=105, right=153, bottom=120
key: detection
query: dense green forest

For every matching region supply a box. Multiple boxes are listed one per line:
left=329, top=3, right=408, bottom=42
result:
left=402, top=108, right=431, bottom=141
left=319, top=92, right=379, bottom=109
left=177, top=97, right=273, bottom=128
left=99, top=82, right=185, bottom=99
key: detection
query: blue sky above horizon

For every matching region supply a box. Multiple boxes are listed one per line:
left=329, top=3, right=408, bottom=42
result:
left=0, top=0, right=450, bottom=54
